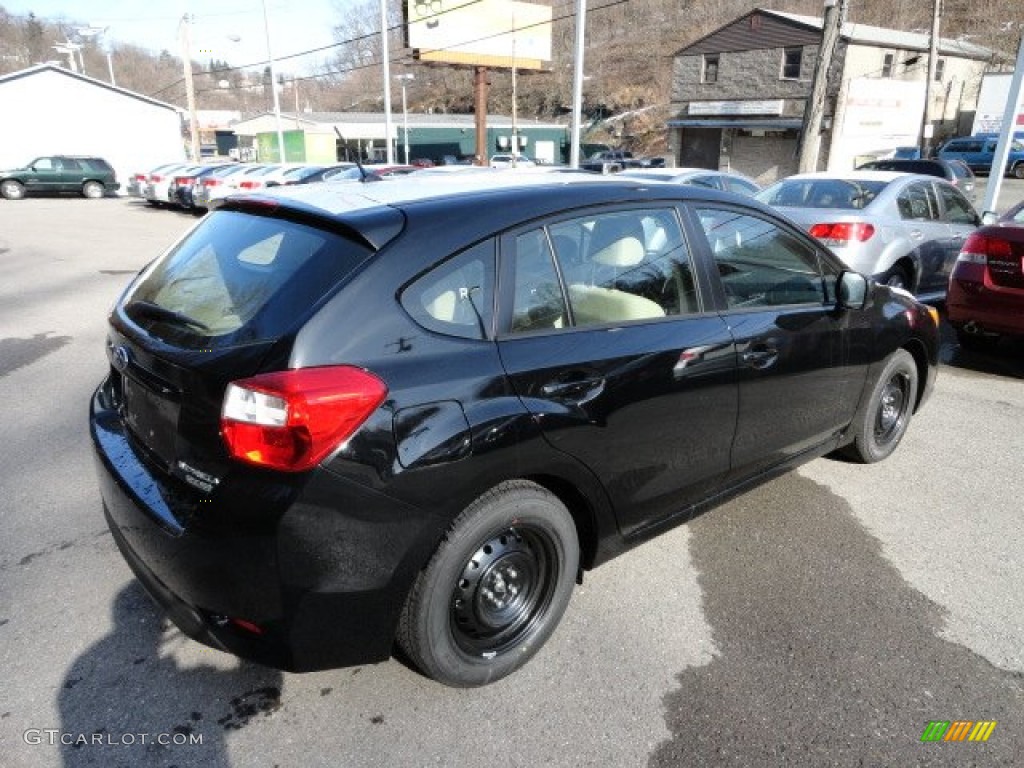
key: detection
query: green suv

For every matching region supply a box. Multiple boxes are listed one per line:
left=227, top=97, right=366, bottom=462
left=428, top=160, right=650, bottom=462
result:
left=0, top=155, right=120, bottom=200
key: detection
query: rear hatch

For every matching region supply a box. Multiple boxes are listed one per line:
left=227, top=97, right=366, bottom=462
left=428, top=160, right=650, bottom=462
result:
left=104, top=205, right=383, bottom=495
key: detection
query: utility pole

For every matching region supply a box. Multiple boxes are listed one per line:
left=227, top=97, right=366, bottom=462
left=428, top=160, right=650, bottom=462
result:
left=919, top=0, right=942, bottom=157
left=798, top=0, right=847, bottom=173
left=180, top=14, right=200, bottom=162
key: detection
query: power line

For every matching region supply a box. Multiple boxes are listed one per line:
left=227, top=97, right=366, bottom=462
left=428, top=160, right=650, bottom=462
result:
left=186, top=0, right=631, bottom=99
left=148, top=0, right=487, bottom=98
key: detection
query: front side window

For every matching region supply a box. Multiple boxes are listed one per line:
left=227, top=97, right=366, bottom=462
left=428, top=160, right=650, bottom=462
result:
left=696, top=208, right=832, bottom=308
left=32, top=158, right=54, bottom=170
left=782, top=47, right=802, bottom=79
left=882, top=53, right=894, bottom=78
left=702, top=54, right=719, bottom=84
left=936, top=184, right=977, bottom=225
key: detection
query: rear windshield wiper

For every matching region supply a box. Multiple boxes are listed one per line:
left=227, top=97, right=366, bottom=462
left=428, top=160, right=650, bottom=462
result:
left=125, top=300, right=210, bottom=332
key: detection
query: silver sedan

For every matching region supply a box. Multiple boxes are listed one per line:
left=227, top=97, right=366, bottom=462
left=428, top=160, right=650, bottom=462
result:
left=618, top=167, right=761, bottom=196
left=757, top=170, right=980, bottom=300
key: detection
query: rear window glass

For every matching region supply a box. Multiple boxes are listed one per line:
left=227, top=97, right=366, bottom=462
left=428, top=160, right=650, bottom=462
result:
left=757, top=179, right=887, bottom=209
left=123, top=210, right=370, bottom=348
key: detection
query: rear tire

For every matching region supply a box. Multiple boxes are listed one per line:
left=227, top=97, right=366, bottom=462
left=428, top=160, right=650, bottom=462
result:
left=843, top=349, right=918, bottom=463
left=1, top=179, right=26, bottom=200
left=397, top=480, right=579, bottom=687
left=82, top=181, right=105, bottom=199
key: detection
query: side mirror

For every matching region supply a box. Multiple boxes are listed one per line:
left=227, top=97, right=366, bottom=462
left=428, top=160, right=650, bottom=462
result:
left=981, top=211, right=998, bottom=226
left=837, top=270, right=869, bottom=310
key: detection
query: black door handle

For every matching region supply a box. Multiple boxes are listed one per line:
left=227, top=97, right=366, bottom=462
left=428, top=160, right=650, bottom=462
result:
left=540, top=376, right=606, bottom=402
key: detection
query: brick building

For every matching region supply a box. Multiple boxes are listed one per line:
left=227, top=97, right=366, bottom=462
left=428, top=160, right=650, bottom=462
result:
left=668, top=8, right=993, bottom=184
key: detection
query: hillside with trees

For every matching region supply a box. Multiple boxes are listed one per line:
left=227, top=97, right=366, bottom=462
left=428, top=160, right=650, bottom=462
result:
left=1, top=1, right=1018, bottom=155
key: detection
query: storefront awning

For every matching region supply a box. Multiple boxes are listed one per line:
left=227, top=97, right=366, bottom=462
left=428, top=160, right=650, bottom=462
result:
left=667, top=118, right=803, bottom=130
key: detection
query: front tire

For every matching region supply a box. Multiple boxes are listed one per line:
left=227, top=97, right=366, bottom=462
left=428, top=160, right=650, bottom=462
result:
left=1, top=179, right=26, bottom=200
left=1012, top=163, right=1024, bottom=180
left=398, top=480, right=579, bottom=687
left=843, top=349, right=918, bottom=463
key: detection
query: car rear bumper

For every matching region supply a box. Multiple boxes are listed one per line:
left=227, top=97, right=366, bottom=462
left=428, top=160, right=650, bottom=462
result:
left=947, top=282, right=1024, bottom=337
left=90, top=380, right=438, bottom=672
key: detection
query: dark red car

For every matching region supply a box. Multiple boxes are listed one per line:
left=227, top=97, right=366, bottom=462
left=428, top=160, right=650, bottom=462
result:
left=947, top=200, right=1024, bottom=349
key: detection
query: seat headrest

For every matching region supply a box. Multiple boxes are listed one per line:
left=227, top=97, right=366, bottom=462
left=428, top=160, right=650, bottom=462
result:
left=592, top=236, right=644, bottom=267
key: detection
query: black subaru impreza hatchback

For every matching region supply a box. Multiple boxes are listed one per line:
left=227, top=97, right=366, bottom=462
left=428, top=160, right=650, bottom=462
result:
left=91, top=173, right=938, bottom=686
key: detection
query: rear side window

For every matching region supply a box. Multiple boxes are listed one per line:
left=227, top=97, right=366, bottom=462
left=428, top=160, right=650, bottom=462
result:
left=506, top=207, right=696, bottom=334
left=124, top=210, right=371, bottom=348
left=897, top=182, right=940, bottom=220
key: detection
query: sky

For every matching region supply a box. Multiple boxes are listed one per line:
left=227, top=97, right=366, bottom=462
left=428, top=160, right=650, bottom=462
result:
left=2, top=0, right=350, bottom=74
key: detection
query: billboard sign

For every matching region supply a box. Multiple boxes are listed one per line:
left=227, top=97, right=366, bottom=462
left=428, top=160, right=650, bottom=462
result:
left=406, top=0, right=552, bottom=70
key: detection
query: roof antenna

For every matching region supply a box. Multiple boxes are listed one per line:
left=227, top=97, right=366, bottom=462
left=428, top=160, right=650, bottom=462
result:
left=335, top=126, right=379, bottom=183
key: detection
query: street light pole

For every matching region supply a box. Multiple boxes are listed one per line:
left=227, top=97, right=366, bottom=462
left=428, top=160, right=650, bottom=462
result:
left=262, top=0, right=287, bottom=162
left=396, top=73, right=414, bottom=164
left=381, top=0, right=395, bottom=164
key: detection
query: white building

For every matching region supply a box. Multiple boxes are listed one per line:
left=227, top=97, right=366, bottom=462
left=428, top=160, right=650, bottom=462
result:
left=0, top=64, right=185, bottom=190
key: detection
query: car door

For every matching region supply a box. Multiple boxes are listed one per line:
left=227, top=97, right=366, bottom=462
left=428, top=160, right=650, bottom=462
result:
left=934, top=181, right=979, bottom=286
left=689, top=204, right=861, bottom=480
left=25, top=157, right=60, bottom=193
left=56, top=157, right=84, bottom=193
left=894, top=180, right=950, bottom=295
left=495, top=205, right=739, bottom=537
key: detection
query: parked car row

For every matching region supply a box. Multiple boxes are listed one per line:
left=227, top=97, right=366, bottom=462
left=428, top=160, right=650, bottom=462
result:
left=126, top=161, right=421, bottom=213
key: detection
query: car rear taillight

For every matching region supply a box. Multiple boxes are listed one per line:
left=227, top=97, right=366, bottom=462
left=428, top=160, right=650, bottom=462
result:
left=203, top=178, right=222, bottom=187
left=151, top=174, right=163, bottom=183
left=955, top=231, right=1023, bottom=289
left=958, top=232, right=1012, bottom=264
left=808, top=222, right=876, bottom=245
left=134, top=173, right=146, bottom=181
left=174, top=176, right=193, bottom=186
left=220, top=366, right=387, bottom=472
left=237, top=180, right=263, bottom=190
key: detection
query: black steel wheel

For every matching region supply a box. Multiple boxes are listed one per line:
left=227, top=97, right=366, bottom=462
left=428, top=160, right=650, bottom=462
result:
left=843, top=349, right=918, bottom=463
left=398, top=480, right=579, bottom=687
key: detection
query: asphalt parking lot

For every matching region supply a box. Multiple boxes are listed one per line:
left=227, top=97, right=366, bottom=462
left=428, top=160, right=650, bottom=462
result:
left=1, top=189, right=1022, bottom=768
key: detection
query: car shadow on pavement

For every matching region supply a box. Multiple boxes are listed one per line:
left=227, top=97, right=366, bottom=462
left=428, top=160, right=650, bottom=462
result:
left=936, top=311, right=1024, bottom=380
left=649, top=473, right=1023, bottom=767
left=58, top=584, right=283, bottom=768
